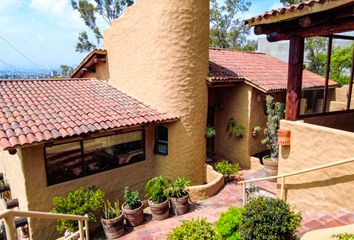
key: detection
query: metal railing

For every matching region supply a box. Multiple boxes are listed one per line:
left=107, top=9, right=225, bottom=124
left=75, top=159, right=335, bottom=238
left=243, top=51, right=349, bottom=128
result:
left=239, top=157, right=354, bottom=205
left=0, top=209, right=89, bottom=240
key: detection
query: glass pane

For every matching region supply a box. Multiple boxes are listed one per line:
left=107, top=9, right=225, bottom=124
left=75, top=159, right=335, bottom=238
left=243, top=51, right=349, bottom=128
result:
left=83, top=131, right=144, bottom=174
left=45, top=142, right=82, bottom=185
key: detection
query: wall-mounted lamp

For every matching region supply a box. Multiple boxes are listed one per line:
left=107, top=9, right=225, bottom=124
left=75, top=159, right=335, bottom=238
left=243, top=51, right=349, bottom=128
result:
left=278, top=129, right=291, bottom=146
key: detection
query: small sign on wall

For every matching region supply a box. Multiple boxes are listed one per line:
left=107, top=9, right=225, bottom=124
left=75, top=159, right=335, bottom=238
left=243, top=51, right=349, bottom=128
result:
left=278, top=129, right=291, bottom=145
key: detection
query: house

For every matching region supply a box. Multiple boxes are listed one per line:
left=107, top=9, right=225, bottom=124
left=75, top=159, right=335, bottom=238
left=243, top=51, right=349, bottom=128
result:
left=245, top=0, right=354, bottom=212
left=72, top=47, right=337, bottom=167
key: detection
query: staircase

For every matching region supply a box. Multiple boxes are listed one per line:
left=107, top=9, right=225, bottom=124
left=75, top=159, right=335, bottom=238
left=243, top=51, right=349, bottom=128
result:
left=0, top=173, right=28, bottom=238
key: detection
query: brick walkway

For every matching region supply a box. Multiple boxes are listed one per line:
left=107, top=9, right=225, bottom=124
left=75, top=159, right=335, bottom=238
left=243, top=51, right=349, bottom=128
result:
left=101, top=169, right=354, bottom=240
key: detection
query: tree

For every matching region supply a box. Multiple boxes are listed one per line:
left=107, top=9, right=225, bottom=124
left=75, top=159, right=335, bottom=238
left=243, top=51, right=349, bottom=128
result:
left=210, top=0, right=255, bottom=51
left=280, top=0, right=304, bottom=5
left=60, top=65, right=74, bottom=77
left=305, top=37, right=327, bottom=76
left=330, top=44, right=353, bottom=85
left=71, top=0, right=134, bottom=53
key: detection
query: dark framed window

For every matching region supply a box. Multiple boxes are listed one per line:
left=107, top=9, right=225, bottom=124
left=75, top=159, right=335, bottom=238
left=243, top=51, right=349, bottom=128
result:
left=45, top=130, right=145, bottom=185
left=154, top=126, right=168, bottom=155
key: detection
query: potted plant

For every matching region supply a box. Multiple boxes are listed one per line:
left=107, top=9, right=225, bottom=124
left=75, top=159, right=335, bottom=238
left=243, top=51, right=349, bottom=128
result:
left=144, top=176, right=170, bottom=220
left=252, top=126, right=262, bottom=137
left=166, top=177, right=191, bottom=215
left=215, top=160, right=240, bottom=183
left=51, top=186, right=104, bottom=238
left=122, top=187, right=144, bottom=227
left=227, top=118, right=246, bottom=138
left=101, top=199, right=124, bottom=239
left=261, top=95, right=285, bottom=180
left=205, top=126, right=216, bottom=138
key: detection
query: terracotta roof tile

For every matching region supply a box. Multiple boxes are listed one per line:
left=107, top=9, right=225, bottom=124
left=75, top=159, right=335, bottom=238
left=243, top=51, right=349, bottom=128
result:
left=0, top=78, right=176, bottom=150
left=209, top=48, right=337, bottom=92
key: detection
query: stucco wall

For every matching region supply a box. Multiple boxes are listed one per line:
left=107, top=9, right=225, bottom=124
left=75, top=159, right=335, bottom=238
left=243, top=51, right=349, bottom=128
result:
left=0, top=150, right=27, bottom=211
left=248, top=89, right=267, bottom=156
left=278, top=120, right=354, bottom=212
left=21, top=126, right=156, bottom=239
left=212, top=84, right=252, bottom=168
left=104, top=0, right=209, bottom=184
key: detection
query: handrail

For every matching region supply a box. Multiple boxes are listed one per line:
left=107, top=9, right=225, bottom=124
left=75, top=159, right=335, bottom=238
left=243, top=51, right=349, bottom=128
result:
left=239, top=157, right=354, bottom=205
left=0, top=209, right=89, bottom=240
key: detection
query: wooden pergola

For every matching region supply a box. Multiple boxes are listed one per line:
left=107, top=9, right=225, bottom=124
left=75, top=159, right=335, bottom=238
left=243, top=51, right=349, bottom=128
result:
left=246, top=0, right=354, bottom=120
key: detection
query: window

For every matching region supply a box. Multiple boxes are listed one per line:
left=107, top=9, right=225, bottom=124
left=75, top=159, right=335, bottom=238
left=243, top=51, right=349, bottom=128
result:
left=45, top=130, right=145, bottom=185
left=154, top=126, right=168, bottom=155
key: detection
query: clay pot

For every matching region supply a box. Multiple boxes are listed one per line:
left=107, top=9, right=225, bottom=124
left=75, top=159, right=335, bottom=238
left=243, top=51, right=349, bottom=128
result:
left=122, top=202, right=144, bottom=227
left=170, top=194, right=190, bottom=215
left=101, top=213, right=124, bottom=239
left=263, top=157, right=278, bottom=182
left=148, top=199, right=169, bottom=220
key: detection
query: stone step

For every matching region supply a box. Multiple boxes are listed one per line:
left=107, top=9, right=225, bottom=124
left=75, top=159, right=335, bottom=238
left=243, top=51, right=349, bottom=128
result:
left=15, top=218, right=28, bottom=228
left=0, top=184, right=10, bottom=193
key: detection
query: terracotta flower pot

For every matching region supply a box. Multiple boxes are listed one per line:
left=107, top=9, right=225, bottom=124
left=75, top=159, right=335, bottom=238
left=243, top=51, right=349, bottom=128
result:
left=263, top=156, right=278, bottom=182
left=170, top=194, right=190, bottom=216
left=122, top=202, right=144, bottom=227
left=101, top=213, right=124, bottom=239
left=148, top=198, right=169, bottom=221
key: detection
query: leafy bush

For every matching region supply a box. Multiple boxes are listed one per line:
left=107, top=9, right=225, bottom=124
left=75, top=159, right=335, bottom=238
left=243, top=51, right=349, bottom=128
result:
left=102, top=199, right=121, bottom=219
left=261, top=95, right=285, bottom=160
left=205, top=126, right=216, bottom=138
left=145, top=176, right=170, bottom=204
left=240, top=196, right=302, bottom=240
left=166, top=177, right=191, bottom=198
left=124, top=187, right=141, bottom=210
left=227, top=118, right=246, bottom=138
left=167, top=218, right=217, bottom=240
left=215, top=160, right=240, bottom=180
left=51, top=186, right=104, bottom=233
left=215, top=206, right=243, bottom=240
left=332, top=233, right=354, bottom=240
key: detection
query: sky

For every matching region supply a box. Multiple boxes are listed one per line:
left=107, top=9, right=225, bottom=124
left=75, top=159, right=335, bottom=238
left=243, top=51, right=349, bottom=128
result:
left=0, top=0, right=283, bottom=70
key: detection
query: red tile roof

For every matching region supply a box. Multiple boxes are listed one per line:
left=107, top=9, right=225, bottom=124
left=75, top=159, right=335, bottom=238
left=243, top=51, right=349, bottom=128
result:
left=209, top=48, right=336, bottom=92
left=70, top=49, right=107, bottom=78
left=244, top=0, right=351, bottom=26
left=0, top=78, right=176, bottom=150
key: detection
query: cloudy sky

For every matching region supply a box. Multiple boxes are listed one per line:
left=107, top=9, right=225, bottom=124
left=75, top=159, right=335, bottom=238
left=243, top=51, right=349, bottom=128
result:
left=0, top=0, right=282, bottom=70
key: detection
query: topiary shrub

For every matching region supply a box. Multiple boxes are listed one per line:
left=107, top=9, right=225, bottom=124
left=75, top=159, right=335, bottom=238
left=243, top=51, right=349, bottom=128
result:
left=240, top=196, right=302, bottom=240
left=51, top=186, right=104, bottom=233
left=167, top=218, right=217, bottom=240
left=215, top=206, right=243, bottom=240
left=215, top=160, right=240, bottom=182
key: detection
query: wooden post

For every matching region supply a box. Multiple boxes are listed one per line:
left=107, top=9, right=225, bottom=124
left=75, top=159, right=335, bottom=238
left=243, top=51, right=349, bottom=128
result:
left=4, top=215, right=16, bottom=240
left=323, top=37, right=333, bottom=113
left=347, top=47, right=354, bottom=110
left=78, top=220, right=84, bottom=240
left=286, top=36, right=305, bottom=120
left=85, top=214, right=90, bottom=240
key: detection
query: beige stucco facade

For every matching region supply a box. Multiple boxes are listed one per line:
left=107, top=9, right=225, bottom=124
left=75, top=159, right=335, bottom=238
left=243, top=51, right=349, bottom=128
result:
left=103, top=0, right=209, bottom=184
left=278, top=119, right=354, bottom=212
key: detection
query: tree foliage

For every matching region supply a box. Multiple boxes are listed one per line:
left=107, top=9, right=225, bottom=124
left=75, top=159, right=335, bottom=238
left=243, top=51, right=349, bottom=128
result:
left=59, top=65, right=74, bottom=77
left=210, top=0, right=255, bottom=51
left=305, top=37, right=327, bottom=76
left=330, top=44, right=353, bottom=85
left=71, top=0, right=134, bottom=53
left=280, top=0, right=304, bottom=5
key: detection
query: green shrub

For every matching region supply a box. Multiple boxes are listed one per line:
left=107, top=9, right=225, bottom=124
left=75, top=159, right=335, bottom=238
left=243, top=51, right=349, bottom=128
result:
left=124, top=187, right=141, bottom=210
left=51, top=186, right=104, bottom=233
left=145, top=176, right=170, bottom=204
left=215, top=160, right=240, bottom=180
left=205, top=126, right=216, bottom=138
left=240, top=196, right=302, bottom=240
left=332, top=233, right=354, bottom=240
left=102, top=199, right=121, bottom=219
left=215, top=206, right=243, bottom=240
left=166, top=177, right=190, bottom=198
left=167, top=218, right=217, bottom=240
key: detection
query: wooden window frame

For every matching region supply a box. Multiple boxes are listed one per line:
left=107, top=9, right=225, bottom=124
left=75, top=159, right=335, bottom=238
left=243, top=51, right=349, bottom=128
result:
left=154, top=126, right=168, bottom=156
left=299, top=34, right=354, bottom=118
left=44, top=129, right=146, bottom=186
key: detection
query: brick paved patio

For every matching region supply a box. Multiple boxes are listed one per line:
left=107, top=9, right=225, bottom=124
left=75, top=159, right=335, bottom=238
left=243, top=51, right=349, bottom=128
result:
left=95, top=169, right=354, bottom=240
